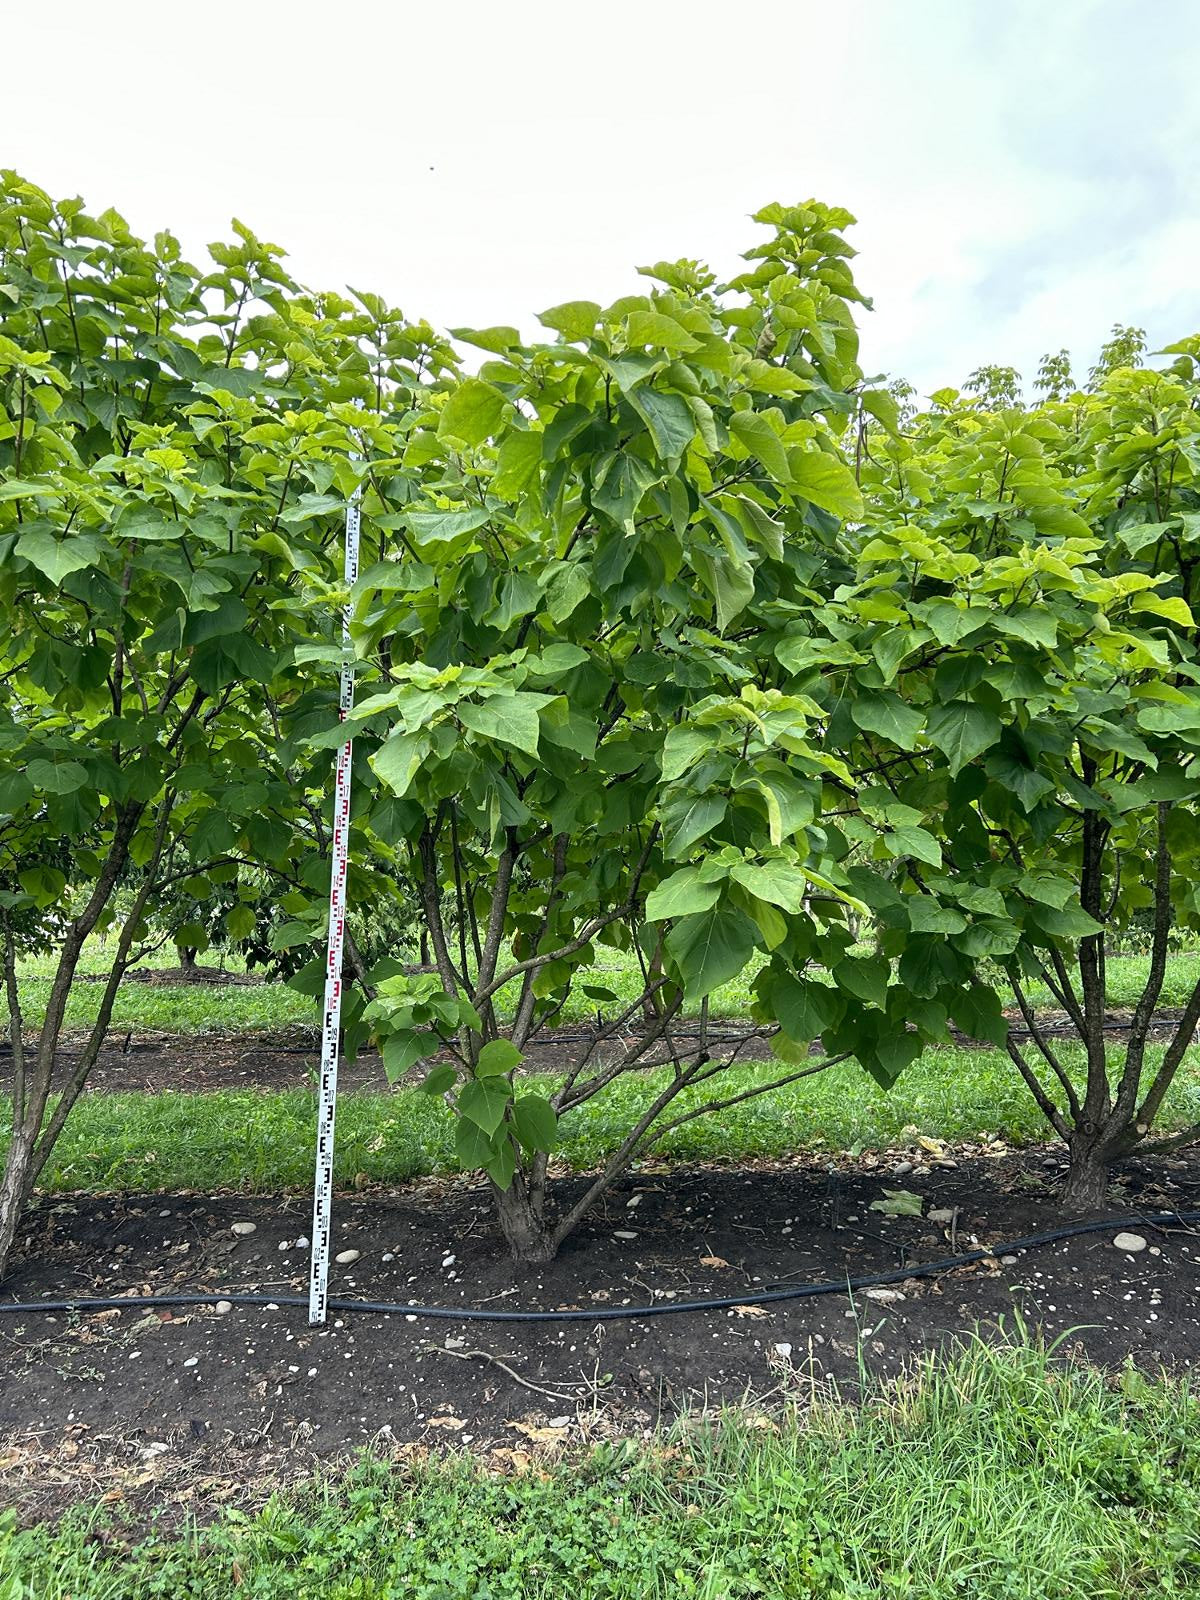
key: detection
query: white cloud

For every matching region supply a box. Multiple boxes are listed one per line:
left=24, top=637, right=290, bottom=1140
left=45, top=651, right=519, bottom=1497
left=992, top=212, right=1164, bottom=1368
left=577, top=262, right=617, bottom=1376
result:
left=5, top=0, right=1197, bottom=394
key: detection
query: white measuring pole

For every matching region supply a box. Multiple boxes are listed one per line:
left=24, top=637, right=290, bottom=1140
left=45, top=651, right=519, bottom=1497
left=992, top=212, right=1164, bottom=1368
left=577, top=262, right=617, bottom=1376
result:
left=308, top=481, right=362, bottom=1326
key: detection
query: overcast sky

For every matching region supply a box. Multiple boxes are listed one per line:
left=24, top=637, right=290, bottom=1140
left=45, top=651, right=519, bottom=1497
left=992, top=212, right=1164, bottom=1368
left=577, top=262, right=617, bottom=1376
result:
left=7, top=0, right=1197, bottom=397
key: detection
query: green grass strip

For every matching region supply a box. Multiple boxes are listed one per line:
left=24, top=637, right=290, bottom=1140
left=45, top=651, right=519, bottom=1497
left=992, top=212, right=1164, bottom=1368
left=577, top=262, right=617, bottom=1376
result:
left=13, top=1042, right=1200, bottom=1196
left=5, top=1333, right=1199, bottom=1597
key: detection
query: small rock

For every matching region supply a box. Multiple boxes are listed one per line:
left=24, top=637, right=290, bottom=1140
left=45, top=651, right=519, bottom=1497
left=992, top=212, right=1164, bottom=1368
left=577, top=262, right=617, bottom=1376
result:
left=773, top=1342, right=793, bottom=1359
left=183, top=1357, right=199, bottom=1368
left=928, top=1207, right=957, bottom=1225
left=613, top=1230, right=638, bottom=1240
left=626, top=1195, right=642, bottom=1208
left=1000, top=1255, right=1018, bottom=1266
left=441, top=1254, right=457, bottom=1268
left=335, top=1249, right=361, bottom=1265
left=295, top=1235, right=310, bottom=1248
left=893, top=1161, right=914, bottom=1176
left=278, top=1241, right=292, bottom=1252
left=1113, top=1232, right=1147, bottom=1253
left=864, top=1287, right=904, bottom=1303
left=141, top=1442, right=170, bottom=1460
left=547, top=1415, right=571, bottom=1428
left=382, top=1252, right=395, bottom=1263
left=231, top=1222, right=256, bottom=1237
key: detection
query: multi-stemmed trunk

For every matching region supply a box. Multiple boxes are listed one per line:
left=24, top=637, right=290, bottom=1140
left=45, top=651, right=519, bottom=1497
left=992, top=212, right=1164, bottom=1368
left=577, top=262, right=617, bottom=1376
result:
left=1009, top=802, right=1200, bottom=1214
left=0, top=802, right=163, bottom=1282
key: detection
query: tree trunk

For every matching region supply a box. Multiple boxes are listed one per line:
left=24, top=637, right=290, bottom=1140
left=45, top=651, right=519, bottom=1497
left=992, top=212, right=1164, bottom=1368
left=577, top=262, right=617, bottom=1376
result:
left=492, top=1174, right=557, bottom=1262
left=0, top=1126, right=36, bottom=1281
left=179, top=947, right=198, bottom=976
left=1061, top=1137, right=1110, bottom=1212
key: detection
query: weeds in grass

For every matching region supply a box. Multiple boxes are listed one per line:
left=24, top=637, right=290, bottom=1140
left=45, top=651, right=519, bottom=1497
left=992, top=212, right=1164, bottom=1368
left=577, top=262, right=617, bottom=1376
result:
left=5, top=1331, right=1198, bottom=1597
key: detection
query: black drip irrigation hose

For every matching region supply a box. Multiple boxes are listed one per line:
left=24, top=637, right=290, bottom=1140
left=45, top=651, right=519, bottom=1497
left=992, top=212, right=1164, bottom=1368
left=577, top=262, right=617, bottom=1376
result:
left=3, top=1210, right=1197, bottom=1324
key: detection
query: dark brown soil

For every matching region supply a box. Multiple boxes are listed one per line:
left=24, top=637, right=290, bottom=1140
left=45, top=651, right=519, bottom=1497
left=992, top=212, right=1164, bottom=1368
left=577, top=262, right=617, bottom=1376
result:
left=2, top=1009, right=1185, bottom=1097
left=1, top=1148, right=1198, bottom=1521
left=0, top=1025, right=782, bottom=1095
left=77, top=966, right=269, bottom=987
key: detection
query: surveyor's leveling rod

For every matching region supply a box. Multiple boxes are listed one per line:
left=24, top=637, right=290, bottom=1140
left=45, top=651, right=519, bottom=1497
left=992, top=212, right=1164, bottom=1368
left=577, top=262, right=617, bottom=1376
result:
left=308, top=487, right=361, bottom=1327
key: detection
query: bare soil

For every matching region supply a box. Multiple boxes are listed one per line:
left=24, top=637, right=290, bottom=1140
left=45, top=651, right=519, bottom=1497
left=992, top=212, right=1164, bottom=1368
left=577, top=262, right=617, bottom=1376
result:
left=1, top=1007, right=1187, bottom=1097
left=1, top=1146, right=1198, bottom=1523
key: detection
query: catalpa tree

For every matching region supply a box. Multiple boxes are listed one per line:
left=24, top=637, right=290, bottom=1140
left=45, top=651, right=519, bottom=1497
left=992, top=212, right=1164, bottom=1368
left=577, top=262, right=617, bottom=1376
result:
left=0, top=173, right=455, bottom=1275
left=312, top=205, right=996, bottom=1260
left=841, top=345, right=1200, bottom=1206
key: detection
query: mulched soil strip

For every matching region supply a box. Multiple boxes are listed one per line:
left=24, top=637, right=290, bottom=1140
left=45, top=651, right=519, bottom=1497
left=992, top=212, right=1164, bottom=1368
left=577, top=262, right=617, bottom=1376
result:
left=1, top=1009, right=1191, bottom=1096
left=1, top=1146, right=1198, bottom=1525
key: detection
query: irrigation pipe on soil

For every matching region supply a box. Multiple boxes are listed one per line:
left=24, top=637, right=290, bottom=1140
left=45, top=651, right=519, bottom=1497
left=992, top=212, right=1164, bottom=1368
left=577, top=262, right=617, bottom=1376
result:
left=2, top=1211, right=1196, bottom=1324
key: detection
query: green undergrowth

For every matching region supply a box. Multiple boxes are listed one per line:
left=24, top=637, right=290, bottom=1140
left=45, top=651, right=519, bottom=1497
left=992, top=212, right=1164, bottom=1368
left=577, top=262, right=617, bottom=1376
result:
left=14, top=1040, right=1200, bottom=1196
left=6, top=1334, right=1200, bottom=1598
left=5, top=946, right=1200, bottom=1039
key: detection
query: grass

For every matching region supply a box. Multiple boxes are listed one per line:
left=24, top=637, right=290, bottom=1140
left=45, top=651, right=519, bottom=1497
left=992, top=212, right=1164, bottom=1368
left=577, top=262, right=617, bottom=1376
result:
left=5, top=944, right=1200, bottom=1038
left=6, top=1332, right=1200, bottom=1597
left=17, top=1038, right=1200, bottom=1195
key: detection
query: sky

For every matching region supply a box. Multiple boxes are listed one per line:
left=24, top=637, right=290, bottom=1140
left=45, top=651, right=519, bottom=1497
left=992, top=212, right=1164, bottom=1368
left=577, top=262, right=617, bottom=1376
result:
left=6, top=0, right=1198, bottom=398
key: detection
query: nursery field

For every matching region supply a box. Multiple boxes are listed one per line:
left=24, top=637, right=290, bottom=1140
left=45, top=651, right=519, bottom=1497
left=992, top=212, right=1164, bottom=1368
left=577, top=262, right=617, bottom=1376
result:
left=2, top=962, right=1200, bottom=1589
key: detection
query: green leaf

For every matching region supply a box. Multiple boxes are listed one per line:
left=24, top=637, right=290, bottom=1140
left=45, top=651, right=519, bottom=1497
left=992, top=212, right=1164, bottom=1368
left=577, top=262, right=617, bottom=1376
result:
left=422, top=1063, right=458, bottom=1096
left=512, top=1094, right=559, bottom=1154
left=459, top=693, right=548, bottom=757
left=905, top=897, right=967, bottom=935
left=17, top=865, right=66, bottom=908
left=406, top=506, right=491, bottom=544
left=925, top=700, right=1002, bottom=774
left=1132, top=592, right=1195, bottom=627
left=692, top=546, right=755, bottom=633
left=768, top=972, right=839, bottom=1043
left=665, top=904, right=757, bottom=1001
left=728, top=859, right=809, bottom=913
left=660, top=725, right=711, bottom=783
left=485, top=1137, right=517, bottom=1190
left=492, top=430, right=543, bottom=498
left=729, top=411, right=791, bottom=482
left=370, top=732, right=428, bottom=798
left=625, top=387, right=696, bottom=466
left=883, top=825, right=943, bottom=868
left=625, top=310, right=700, bottom=352
left=476, top=1039, right=522, bottom=1077
left=645, top=866, right=722, bottom=922
left=788, top=448, right=863, bottom=519
left=16, top=528, right=103, bottom=584
left=458, top=1076, right=513, bottom=1135
left=870, top=1189, right=924, bottom=1218
left=947, top=985, right=1009, bottom=1047
left=381, top=1031, right=433, bottom=1081
left=538, top=300, right=601, bottom=341
left=851, top=690, right=923, bottom=751
left=226, top=903, right=256, bottom=942
left=438, top=378, right=509, bottom=447
left=25, top=758, right=89, bottom=795
left=1028, top=903, right=1106, bottom=939
left=455, top=1116, right=498, bottom=1170
left=831, top=955, right=889, bottom=1009
left=663, top=793, right=727, bottom=857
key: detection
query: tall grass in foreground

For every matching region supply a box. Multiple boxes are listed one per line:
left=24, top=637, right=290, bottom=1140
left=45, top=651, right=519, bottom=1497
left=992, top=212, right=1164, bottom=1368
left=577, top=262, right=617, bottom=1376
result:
left=6, top=1332, right=1199, bottom=1597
